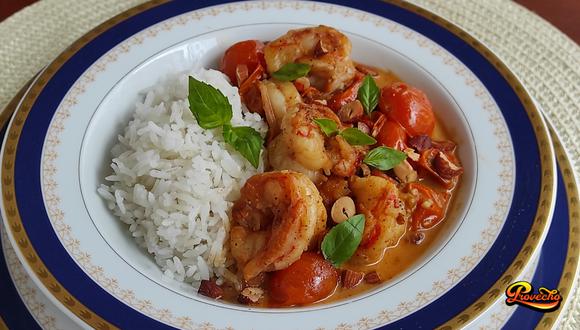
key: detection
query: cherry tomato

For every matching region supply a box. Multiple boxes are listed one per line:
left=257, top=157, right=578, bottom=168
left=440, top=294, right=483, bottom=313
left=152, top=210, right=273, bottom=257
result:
left=375, top=119, right=407, bottom=150
left=406, top=183, right=447, bottom=230
left=379, top=82, right=435, bottom=137
left=268, top=252, right=338, bottom=306
left=220, top=40, right=265, bottom=85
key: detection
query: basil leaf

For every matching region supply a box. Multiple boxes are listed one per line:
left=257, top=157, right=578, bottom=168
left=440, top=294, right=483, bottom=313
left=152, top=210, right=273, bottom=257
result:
left=314, top=118, right=339, bottom=137
left=222, top=124, right=264, bottom=168
left=188, top=76, right=233, bottom=129
left=271, top=63, right=311, bottom=81
left=363, top=146, right=407, bottom=171
left=357, top=75, right=379, bottom=116
left=321, top=214, right=365, bottom=267
left=339, top=128, right=377, bottom=146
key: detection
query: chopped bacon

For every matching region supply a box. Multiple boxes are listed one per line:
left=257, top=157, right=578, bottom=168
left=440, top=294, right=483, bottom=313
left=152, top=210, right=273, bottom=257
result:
left=416, top=148, right=463, bottom=189
left=198, top=280, right=224, bottom=299
left=328, top=73, right=364, bottom=111
left=434, top=152, right=463, bottom=179
left=408, top=135, right=432, bottom=152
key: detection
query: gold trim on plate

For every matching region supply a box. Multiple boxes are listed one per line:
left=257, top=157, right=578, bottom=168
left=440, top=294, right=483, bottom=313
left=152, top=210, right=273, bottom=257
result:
left=0, top=0, right=558, bottom=329
left=535, top=127, right=580, bottom=329
left=0, top=315, right=8, bottom=330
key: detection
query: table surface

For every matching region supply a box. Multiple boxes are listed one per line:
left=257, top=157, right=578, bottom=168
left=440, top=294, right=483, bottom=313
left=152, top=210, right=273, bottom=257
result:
left=1, top=0, right=579, bottom=44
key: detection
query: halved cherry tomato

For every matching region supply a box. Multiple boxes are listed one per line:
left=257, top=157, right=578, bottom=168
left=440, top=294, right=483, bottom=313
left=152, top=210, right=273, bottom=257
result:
left=220, top=40, right=265, bottom=85
left=379, top=82, right=435, bottom=137
left=268, top=252, right=338, bottom=306
left=406, top=182, right=448, bottom=230
left=375, top=119, right=407, bottom=150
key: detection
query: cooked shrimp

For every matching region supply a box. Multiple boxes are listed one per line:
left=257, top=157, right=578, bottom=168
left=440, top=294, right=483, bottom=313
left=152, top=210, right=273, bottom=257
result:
left=327, top=134, right=360, bottom=177
left=268, top=103, right=335, bottom=181
left=348, top=176, right=406, bottom=265
left=264, top=25, right=356, bottom=93
left=258, top=79, right=302, bottom=135
left=268, top=102, right=359, bottom=182
left=230, top=171, right=326, bottom=280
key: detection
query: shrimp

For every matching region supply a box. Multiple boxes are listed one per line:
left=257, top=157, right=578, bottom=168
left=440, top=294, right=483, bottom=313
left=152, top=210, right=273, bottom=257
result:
left=267, top=102, right=360, bottom=183
left=258, top=79, right=302, bottom=135
left=347, top=175, right=406, bottom=265
left=264, top=25, right=356, bottom=93
left=327, top=134, right=360, bottom=177
left=230, top=171, right=326, bottom=280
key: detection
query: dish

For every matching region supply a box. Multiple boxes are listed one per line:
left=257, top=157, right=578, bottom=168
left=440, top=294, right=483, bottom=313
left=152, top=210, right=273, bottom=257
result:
left=98, top=25, right=465, bottom=307
left=0, top=1, right=555, bottom=329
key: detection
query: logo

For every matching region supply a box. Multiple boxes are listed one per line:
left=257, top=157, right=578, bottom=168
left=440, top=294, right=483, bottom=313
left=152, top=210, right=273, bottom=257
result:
left=505, top=281, right=562, bottom=312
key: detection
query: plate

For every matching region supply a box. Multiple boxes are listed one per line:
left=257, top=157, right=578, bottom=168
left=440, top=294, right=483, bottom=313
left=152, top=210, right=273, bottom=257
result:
left=0, top=1, right=555, bottom=329
left=1, top=122, right=571, bottom=330
left=1, top=223, right=83, bottom=330
left=2, top=126, right=576, bottom=330
left=467, top=123, right=580, bottom=329
left=501, top=124, right=580, bottom=329
left=0, top=74, right=85, bottom=330
left=2, top=134, right=573, bottom=330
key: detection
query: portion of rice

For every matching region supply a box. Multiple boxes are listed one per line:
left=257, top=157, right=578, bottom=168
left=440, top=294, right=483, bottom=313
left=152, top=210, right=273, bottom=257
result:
left=97, top=68, right=266, bottom=287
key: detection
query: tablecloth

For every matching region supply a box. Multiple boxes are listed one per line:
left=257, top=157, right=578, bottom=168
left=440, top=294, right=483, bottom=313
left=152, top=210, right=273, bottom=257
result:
left=0, top=0, right=578, bottom=328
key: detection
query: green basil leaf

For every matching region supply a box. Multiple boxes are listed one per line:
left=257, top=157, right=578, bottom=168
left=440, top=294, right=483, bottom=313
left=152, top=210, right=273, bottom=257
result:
left=339, top=128, right=377, bottom=146
left=313, top=118, right=339, bottom=137
left=357, top=75, right=379, bottom=116
left=363, top=146, right=407, bottom=171
left=321, top=214, right=365, bottom=267
left=222, top=124, right=264, bottom=168
left=271, top=63, right=311, bottom=81
left=188, top=76, right=233, bottom=129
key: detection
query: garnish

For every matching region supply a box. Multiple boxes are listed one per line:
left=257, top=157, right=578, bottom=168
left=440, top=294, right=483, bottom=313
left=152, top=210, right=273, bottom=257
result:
left=313, top=118, right=339, bottom=136
left=271, top=63, right=311, bottom=81
left=188, top=76, right=264, bottom=168
left=339, top=128, right=377, bottom=146
left=188, top=76, right=233, bottom=129
left=222, top=124, right=264, bottom=169
left=321, top=214, right=365, bottom=267
left=363, top=146, right=407, bottom=171
left=314, top=118, right=376, bottom=146
left=357, top=75, right=379, bottom=116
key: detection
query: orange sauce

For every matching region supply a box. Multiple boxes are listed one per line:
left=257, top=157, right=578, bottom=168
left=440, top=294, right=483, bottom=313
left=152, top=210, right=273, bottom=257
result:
left=222, top=64, right=462, bottom=308
left=320, top=224, right=444, bottom=304
left=316, top=67, right=461, bottom=305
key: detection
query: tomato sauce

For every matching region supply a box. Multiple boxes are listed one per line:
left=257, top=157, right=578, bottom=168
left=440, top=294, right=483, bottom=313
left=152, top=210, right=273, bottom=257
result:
left=215, top=34, right=463, bottom=308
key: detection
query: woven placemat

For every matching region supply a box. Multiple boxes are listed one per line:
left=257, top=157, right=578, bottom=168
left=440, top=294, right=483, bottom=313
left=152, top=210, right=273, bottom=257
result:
left=0, top=0, right=578, bottom=328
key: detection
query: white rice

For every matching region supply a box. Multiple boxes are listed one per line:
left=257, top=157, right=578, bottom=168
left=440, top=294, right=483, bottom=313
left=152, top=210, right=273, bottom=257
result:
left=97, top=68, right=267, bottom=287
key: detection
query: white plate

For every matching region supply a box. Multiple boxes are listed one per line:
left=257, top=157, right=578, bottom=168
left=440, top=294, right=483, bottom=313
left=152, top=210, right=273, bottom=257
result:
left=0, top=1, right=555, bottom=329
left=0, top=223, right=84, bottom=330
